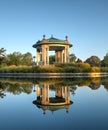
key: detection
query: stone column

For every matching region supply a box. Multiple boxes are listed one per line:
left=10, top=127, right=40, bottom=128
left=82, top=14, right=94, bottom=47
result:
left=41, top=84, right=49, bottom=105
left=60, top=50, right=63, bottom=63
left=55, top=50, right=63, bottom=63
left=64, top=45, right=69, bottom=63
left=61, top=50, right=63, bottom=63
left=67, top=87, right=70, bottom=104
left=42, top=84, right=46, bottom=105
left=64, top=86, right=70, bottom=104
left=37, top=49, right=40, bottom=65
left=56, top=87, right=62, bottom=97
left=46, top=85, right=49, bottom=104
left=46, top=47, right=49, bottom=65
left=41, top=45, right=49, bottom=65
left=64, top=47, right=66, bottom=63
left=37, top=85, right=41, bottom=97
left=42, top=45, right=46, bottom=65
left=66, top=45, right=69, bottom=63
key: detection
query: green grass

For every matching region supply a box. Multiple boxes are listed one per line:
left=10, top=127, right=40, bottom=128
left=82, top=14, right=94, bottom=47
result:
left=0, top=63, right=108, bottom=73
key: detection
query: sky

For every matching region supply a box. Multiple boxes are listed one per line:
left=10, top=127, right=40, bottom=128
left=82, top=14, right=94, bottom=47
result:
left=0, top=0, right=108, bottom=61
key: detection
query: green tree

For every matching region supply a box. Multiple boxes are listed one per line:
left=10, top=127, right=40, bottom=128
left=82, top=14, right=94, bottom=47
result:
left=7, top=52, right=22, bottom=66
left=76, top=58, right=83, bottom=63
left=6, top=52, right=33, bottom=66
left=85, top=56, right=101, bottom=67
left=101, top=53, right=108, bottom=67
left=0, top=48, right=6, bottom=67
left=69, top=53, right=77, bottom=63
left=21, top=52, right=33, bottom=66
left=0, top=48, right=6, bottom=56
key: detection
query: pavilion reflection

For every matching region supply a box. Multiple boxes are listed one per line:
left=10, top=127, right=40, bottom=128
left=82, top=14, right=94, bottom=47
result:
left=33, top=83, right=73, bottom=114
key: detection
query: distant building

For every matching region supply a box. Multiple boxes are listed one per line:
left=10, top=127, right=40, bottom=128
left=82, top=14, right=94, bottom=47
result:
left=32, top=35, right=72, bottom=65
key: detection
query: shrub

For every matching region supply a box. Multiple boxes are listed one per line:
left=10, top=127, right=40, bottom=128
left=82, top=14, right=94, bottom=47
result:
left=0, top=64, right=103, bottom=73
left=101, top=67, right=108, bottom=72
left=91, top=67, right=100, bottom=72
left=64, top=67, right=81, bottom=73
left=31, top=66, right=40, bottom=73
left=40, top=66, right=63, bottom=73
left=77, top=63, right=91, bottom=72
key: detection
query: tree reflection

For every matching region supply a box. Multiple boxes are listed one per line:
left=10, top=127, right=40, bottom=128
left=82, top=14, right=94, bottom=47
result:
left=0, top=81, right=33, bottom=95
left=101, top=78, right=108, bottom=91
left=0, top=77, right=108, bottom=99
left=0, top=82, right=6, bottom=98
left=89, top=82, right=101, bottom=90
left=6, top=84, right=32, bottom=95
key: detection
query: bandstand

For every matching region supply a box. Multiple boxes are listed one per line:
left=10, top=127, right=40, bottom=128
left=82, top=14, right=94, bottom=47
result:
left=32, top=35, right=72, bottom=65
left=33, top=83, right=73, bottom=114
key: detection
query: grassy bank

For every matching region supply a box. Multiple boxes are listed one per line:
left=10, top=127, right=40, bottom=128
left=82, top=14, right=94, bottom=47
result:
left=0, top=63, right=108, bottom=73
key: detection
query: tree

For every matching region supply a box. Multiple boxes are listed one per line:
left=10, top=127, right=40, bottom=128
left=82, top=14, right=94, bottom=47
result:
left=69, top=53, right=77, bottom=63
left=0, top=48, right=6, bottom=56
left=85, top=56, right=101, bottom=67
left=0, top=48, right=6, bottom=67
left=7, top=52, right=22, bottom=66
left=101, top=53, right=108, bottom=67
left=21, top=52, right=33, bottom=66
left=6, top=52, right=33, bottom=66
left=76, top=58, right=83, bottom=63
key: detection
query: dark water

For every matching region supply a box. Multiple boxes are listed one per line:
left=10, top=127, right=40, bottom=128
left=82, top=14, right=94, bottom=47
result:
left=0, top=78, right=108, bottom=130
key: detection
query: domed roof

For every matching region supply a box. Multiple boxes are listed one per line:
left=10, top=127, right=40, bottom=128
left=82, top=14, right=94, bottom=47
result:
left=33, top=99, right=73, bottom=114
left=32, top=35, right=72, bottom=48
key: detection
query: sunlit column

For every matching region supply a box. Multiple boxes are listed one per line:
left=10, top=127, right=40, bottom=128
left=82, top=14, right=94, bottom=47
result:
left=46, top=47, right=49, bottom=65
left=58, top=51, right=61, bottom=63
left=42, top=84, right=46, bottom=105
left=60, top=50, right=63, bottom=63
left=56, top=87, right=62, bottom=97
left=41, top=84, right=49, bottom=105
left=65, top=86, right=70, bottom=104
left=64, top=47, right=66, bottom=63
left=66, top=45, right=69, bottom=63
left=37, top=50, right=40, bottom=65
left=46, top=85, right=49, bottom=104
left=67, top=87, right=70, bottom=104
left=61, top=50, right=63, bottom=63
left=37, top=85, right=41, bottom=97
left=55, top=51, right=62, bottom=63
left=42, top=45, right=46, bottom=65
left=57, top=51, right=61, bottom=63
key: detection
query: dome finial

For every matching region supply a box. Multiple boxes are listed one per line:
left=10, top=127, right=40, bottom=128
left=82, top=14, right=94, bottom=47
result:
left=43, top=34, right=46, bottom=39
left=65, top=35, right=68, bottom=40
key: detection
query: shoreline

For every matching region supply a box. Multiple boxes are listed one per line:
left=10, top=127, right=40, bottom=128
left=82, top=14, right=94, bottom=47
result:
left=0, top=72, right=108, bottom=78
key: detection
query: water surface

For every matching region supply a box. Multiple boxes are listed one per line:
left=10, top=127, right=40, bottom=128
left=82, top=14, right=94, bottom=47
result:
left=0, top=78, right=108, bottom=130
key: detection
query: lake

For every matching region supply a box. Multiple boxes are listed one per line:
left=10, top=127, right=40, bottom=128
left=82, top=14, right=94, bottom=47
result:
left=0, top=77, right=108, bottom=130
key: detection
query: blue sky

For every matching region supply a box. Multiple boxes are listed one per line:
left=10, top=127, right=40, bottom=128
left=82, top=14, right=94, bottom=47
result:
left=0, top=0, right=108, bottom=61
